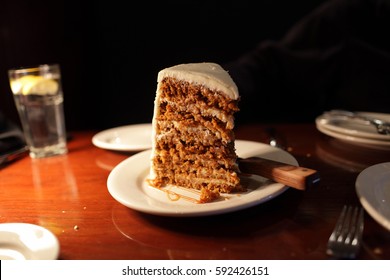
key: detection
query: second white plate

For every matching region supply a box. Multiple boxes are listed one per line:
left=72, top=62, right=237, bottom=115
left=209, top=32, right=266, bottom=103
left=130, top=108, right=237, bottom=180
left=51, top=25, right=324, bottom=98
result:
left=107, top=140, right=298, bottom=217
left=316, top=112, right=390, bottom=141
left=92, top=123, right=152, bottom=151
left=316, top=123, right=390, bottom=150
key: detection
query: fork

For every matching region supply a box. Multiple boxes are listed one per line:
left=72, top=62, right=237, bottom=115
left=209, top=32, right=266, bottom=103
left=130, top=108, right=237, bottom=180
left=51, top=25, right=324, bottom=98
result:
left=326, top=205, right=364, bottom=259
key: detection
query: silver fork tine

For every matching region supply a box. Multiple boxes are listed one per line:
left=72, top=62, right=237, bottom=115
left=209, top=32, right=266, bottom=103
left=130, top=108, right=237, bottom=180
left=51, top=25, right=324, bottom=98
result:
left=343, top=206, right=355, bottom=244
left=329, top=205, right=347, bottom=243
left=354, top=207, right=364, bottom=245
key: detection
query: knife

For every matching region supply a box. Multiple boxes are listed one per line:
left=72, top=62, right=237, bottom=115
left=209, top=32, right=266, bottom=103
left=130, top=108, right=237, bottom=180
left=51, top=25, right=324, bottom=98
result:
left=0, top=145, right=28, bottom=165
left=238, top=157, right=320, bottom=190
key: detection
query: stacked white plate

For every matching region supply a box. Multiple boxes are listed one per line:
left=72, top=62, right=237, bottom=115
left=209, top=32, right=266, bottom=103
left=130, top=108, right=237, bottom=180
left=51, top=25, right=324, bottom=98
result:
left=315, top=111, right=390, bottom=150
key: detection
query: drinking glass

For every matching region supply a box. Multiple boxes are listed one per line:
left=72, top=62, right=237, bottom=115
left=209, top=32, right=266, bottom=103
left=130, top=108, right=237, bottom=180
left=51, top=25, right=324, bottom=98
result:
left=8, top=64, right=68, bottom=158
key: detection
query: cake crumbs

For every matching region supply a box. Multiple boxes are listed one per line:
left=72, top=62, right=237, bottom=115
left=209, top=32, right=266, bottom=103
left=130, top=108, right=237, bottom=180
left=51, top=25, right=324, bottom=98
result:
left=199, top=188, right=221, bottom=203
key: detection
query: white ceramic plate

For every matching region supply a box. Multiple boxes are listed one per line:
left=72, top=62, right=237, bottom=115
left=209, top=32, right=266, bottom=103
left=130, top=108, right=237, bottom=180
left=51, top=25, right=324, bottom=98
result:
left=0, top=223, right=60, bottom=260
left=92, top=123, right=152, bottom=151
left=107, top=140, right=298, bottom=217
left=316, top=112, right=390, bottom=141
left=316, top=122, right=390, bottom=150
left=356, top=162, right=390, bottom=231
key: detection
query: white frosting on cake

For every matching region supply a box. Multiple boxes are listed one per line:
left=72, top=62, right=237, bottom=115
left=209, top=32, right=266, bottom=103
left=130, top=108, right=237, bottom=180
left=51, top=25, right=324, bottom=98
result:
left=157, top=62, right=239, bottom=100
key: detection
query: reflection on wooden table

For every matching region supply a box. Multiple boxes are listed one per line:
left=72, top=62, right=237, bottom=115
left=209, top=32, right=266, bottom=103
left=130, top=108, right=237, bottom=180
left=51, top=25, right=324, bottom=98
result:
left=0, top=124, right=389, bottom=260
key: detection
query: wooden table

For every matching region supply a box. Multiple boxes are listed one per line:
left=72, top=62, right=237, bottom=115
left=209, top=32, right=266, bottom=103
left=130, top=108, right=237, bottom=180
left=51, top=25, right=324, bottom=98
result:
left=1, top=123, right=389, bottom=260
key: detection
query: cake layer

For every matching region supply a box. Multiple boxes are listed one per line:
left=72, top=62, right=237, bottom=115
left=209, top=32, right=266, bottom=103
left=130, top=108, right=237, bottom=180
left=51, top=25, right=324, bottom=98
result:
left=158, top=77, right=239, bottom=113
left=157, top=77, right=239, bottom=144
left=158, top=78, right=239, bottom=124
left=154, top=140, right=237, bottom=169
left=157, top=111, right=233, bottom=144
left=151, top=164, right=240, bottom=193
left=151, top=136, right=240, bottom=194
left=157, top=63, right=239, bottom=100
left=156, top=120, right=233, bottom=147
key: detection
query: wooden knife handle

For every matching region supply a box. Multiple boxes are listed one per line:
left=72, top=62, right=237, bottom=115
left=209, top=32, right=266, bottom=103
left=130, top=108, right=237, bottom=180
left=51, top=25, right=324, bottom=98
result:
left=238, top=157, right=320, bottom=190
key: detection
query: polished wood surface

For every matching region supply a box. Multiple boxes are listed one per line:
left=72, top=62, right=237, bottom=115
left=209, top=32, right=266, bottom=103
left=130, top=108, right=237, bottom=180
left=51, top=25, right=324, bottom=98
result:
left=1, top=123, right=389, bottom=260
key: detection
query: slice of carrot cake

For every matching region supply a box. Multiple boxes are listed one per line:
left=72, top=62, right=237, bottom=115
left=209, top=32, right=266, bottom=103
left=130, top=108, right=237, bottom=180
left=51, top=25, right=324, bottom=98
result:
left=148, top=62, right=242, bottom=203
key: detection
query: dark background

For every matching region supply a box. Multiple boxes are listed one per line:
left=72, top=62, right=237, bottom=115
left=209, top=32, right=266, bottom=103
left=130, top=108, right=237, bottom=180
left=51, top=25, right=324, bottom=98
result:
left=0, top=0, right=332, bottom=131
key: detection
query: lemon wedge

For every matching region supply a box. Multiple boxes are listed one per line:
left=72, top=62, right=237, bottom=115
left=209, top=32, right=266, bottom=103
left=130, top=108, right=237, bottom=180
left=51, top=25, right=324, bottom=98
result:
left=10, top=75, right=59, bottom=95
